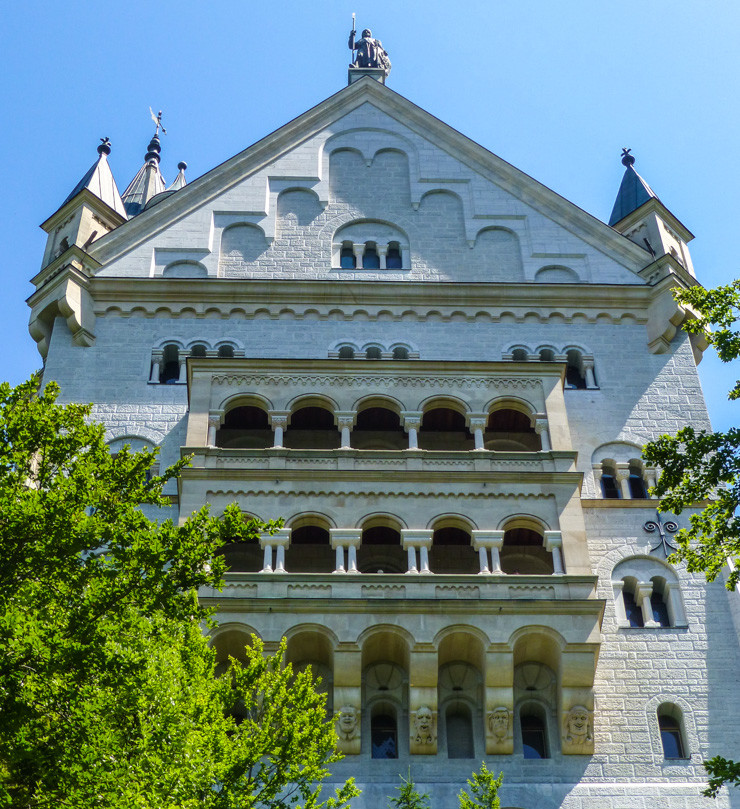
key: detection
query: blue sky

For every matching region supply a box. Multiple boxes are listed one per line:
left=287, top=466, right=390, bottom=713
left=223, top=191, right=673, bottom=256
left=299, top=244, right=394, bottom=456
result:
left=2, top=0, right=738, bottom=430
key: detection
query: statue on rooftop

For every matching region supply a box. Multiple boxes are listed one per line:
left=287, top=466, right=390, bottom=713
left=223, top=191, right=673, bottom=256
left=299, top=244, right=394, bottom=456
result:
left=348, top=21, right=391, bottom=75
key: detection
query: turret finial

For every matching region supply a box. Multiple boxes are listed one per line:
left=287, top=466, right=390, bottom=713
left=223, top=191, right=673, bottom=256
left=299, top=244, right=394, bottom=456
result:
left=621, top=147, right=635, bottom=168
left=97, top=137, right=112, bottom=156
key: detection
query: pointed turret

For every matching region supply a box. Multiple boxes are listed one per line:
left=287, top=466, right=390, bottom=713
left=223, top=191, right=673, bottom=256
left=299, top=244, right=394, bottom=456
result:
left=609, top=149, right=695, bottom=277
left=168, top=161, right=187, bottom=191
left=121, top=130, right=166, bottom=217
left=38, top=138, right=127, bottom=271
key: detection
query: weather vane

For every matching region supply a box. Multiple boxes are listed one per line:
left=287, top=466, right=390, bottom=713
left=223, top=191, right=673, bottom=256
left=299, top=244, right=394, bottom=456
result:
left=149, top=107, right=167, bottom=136
left=643, top=511, right=679, bottom=557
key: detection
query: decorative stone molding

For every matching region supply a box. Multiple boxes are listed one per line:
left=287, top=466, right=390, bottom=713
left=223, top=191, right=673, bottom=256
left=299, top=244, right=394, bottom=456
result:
left=561, top=705, right=594, bottom=755
left=486, top=707, right=513, bottom=753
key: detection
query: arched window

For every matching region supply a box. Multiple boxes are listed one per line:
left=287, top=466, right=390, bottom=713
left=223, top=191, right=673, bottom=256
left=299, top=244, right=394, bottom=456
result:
left=159, top=344, right=180, bottom=384
left=340, top=242, right=356, bottom=268
left=365, top=346, right=382, bottom=360
left=392, top=346, right=409, bottom=359
left=521, top=710, right=549, bottom=759
left=511, top=348, right=529, bottom=362
left=621, top=582, right=645, bottom=627
left=419, top=407, right=473, bottom=451
left=600, top=463, right=620, bottom=499
left=285, top=523, right=334, bottom=573
left=430, top=525, right=478, bottom=574
left=190, top=343, right=207, bottom=358
left=650, top=577, right=671, bottom=627
left=363, top=243, right=380, bottom=269
left=628, top=461, right=649, bottom=499
left=358, top=522, right=405, bottom=573
left=485, top=408, right=540, bottom=452
left=446, top=704, right=474, bottom=758
left=284, top=406, right=340, bottom=450
left=386, top=241, right=403, bottom=269
left=352, top=407, right=406, bottom=451
left=216, top=406, right=272, bottom=449
left=218, top=344, right=235, bottom=358
left=337, top=345, right=355, bottom=359
left=500, top=526, right=554, bottom=575
left=658, top=710, right=686, bottom=759
left=565, top=349, right=587, bottom=389
left=538, top=348, right=556, bottom=362
left=371, top=712, right=398, bottom=759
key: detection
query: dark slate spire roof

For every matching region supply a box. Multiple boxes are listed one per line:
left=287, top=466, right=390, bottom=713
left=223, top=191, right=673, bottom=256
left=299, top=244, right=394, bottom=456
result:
left=121, top=132, right=166, bottom=218
left=608, top=148, right=660, bottom=226
left=62, top=138, right=127, bottom=218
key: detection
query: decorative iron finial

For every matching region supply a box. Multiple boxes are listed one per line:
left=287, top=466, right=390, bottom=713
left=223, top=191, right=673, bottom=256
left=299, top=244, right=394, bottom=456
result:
left=177, top=161, right=187, bottom=171
left=149, top=107, right=167, bottom=136
left=97, top=137, right=112, bottom=156
left=643, top=511, right=679, bottom=557
left=621, top=147, right=635, bottom=168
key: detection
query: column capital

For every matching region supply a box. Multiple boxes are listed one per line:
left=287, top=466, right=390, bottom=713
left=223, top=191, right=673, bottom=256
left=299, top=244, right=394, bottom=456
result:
left=268, top=409, right=291, bottom=428
left=401, top=529, right=433, bottom=550
left=208, top=411, right=224, bottom=427
left=534, top=416, right=549, bottom=434
left=472, top=530, right=504, bottom=550
left=334, top=410, right=357, bottom=429
left=400, top=410, right=423, bottom=429
left=615, top=463, right=631, bottom=481
left=259, top=528, right=291, bottom=548
left=151, top=348, right=164, bottom=360
left=467, top=413, right=488, bottom=430
left=634, top=581, right=654, bottom=601
left=330, top=529, right=362, bottom=549
left=544, top=530, right=563, bottom=551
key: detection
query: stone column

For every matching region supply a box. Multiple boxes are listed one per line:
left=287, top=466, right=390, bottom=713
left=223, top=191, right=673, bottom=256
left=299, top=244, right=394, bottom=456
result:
left=352, top=243, right=365, bottom=268
left=177, top=354, right=187, bottom=383
left=544, top=530, right=565, bottom=574
left=612, top=580, right=628, bottom=625
left=472, top=530, right=505, bottom=574
left=149, top=350, right=163, bottom=383
left=616, top=463, right=631, bottom=499
left=207, top=412, right=223, bottom=447
left=467, top=414, right=488, bottom=451
left=401, top=411, right=423, bottom=450
left=330, top=529, right=362, bottom=574
left=401, top=529, right=433, bottom=574
left=377, top=244, right=388, bottom=269
left=335, top=411, right=356, bottom=449
left=409, top=645, right=438, bottom=755
left=534, top=416, right=551, bottom=452
left=259, top=528, right=291, bottom=573
left=583, top=358, right=597, bottom=389
left=645, top=466, right=658, bottom=494
left=334, top=644, right=362, bottom=755
left=268, top=410, right=290, bottom=448
left=635, top=581, right=660, bottom=627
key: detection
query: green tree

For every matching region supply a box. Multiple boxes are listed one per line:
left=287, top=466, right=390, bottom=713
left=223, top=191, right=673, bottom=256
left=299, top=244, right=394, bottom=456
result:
left=642, top=280, right=740, bottom=797
left=388, top=769, right=429, bottom=809
left=457, top=762, right=502, bottom=809
left=0, top=376, right=357, bottom=809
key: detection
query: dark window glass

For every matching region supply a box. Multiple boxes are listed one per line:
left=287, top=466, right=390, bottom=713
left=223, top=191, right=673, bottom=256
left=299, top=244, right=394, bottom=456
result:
left=386, top=245, right=402, bottom=269
left=651, top=592, right=671, bottom=626
left=363, top=246, right=380, bottom=269
left=160, top=360, right=179, bottom=384
left=338, top=346, right=355, bottom=359
left=659, top=714, right=685, bottom=758
left=601, top=474, right=620, bottom=499
left=340, top=247, right=356, bottom=268
left=565, top=365, right=587, bottom=389
left=392, top=346, right=409, bottom=359
left=623, top=588, right=644, bottom=627
left=628, top=473, right=648, bottom=499
left=521, top=713, right=548, bottom=759
left=366, top=347, right=382, bottom=359
left=371, top=713, right=398, bottom=759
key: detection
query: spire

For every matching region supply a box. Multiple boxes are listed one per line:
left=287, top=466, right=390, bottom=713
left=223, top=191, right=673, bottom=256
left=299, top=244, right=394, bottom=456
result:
left=608, top=148, right=660, bottom=227
left=121, top=116, right=167, bottom=218
left=167, top=161, right=187, bottom=191
left=62, top=138, right=126, bottom=218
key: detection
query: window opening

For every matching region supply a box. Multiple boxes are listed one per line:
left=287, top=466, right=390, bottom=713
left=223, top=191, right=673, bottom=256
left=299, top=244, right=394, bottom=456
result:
left=159, top=345, right=180, bottom=384
left=565, top=350, right=587, bottom=389
left=601, top=473, right=620, bottom=499
left=392, top=346, right=409, bottom=359
left=521, top=713, right=548, bottom=759
left=338, top=346, right=355, bottom=359
left=622, top=587, right=644, bottom=627
left=363, top=243, right=380, bottom=269
left=340, top=243, right=356, bottom=268
left=446, top=706, right=474, bottom=758
left=190, top=344, right=207, bottom=358
left=658, top=714, right=685, bottom=759
left=386, top=242, right=402, bottom=269
left=366, top=346, right=382, bottom=360
left=371, top=713, right=398, bottom=759
left=651, top=590, right=671, bottom=627
left=218, top=345, right=235, bottom=358
left=629, top=473, right=648, bottom=499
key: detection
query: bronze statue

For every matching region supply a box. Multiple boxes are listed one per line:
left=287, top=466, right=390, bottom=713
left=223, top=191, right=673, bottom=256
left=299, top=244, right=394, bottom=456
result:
left=348, top=24, right=391, bottom=75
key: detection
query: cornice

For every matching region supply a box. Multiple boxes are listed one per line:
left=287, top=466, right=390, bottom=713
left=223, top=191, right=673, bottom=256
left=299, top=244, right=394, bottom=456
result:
left=87, top=78, right=649, bottom=272
left=89, top=278, right=651, bottom=322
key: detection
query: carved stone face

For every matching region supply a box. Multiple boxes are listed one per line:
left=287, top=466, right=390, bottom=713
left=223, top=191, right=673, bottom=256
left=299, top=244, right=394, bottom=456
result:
left=414, top=706, right=433, bottom=736
left=488, top=708, right=510, bottom=740
left=338, top=706, right=358, bottom=736
left=566, top=707, right=591, bottom=741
